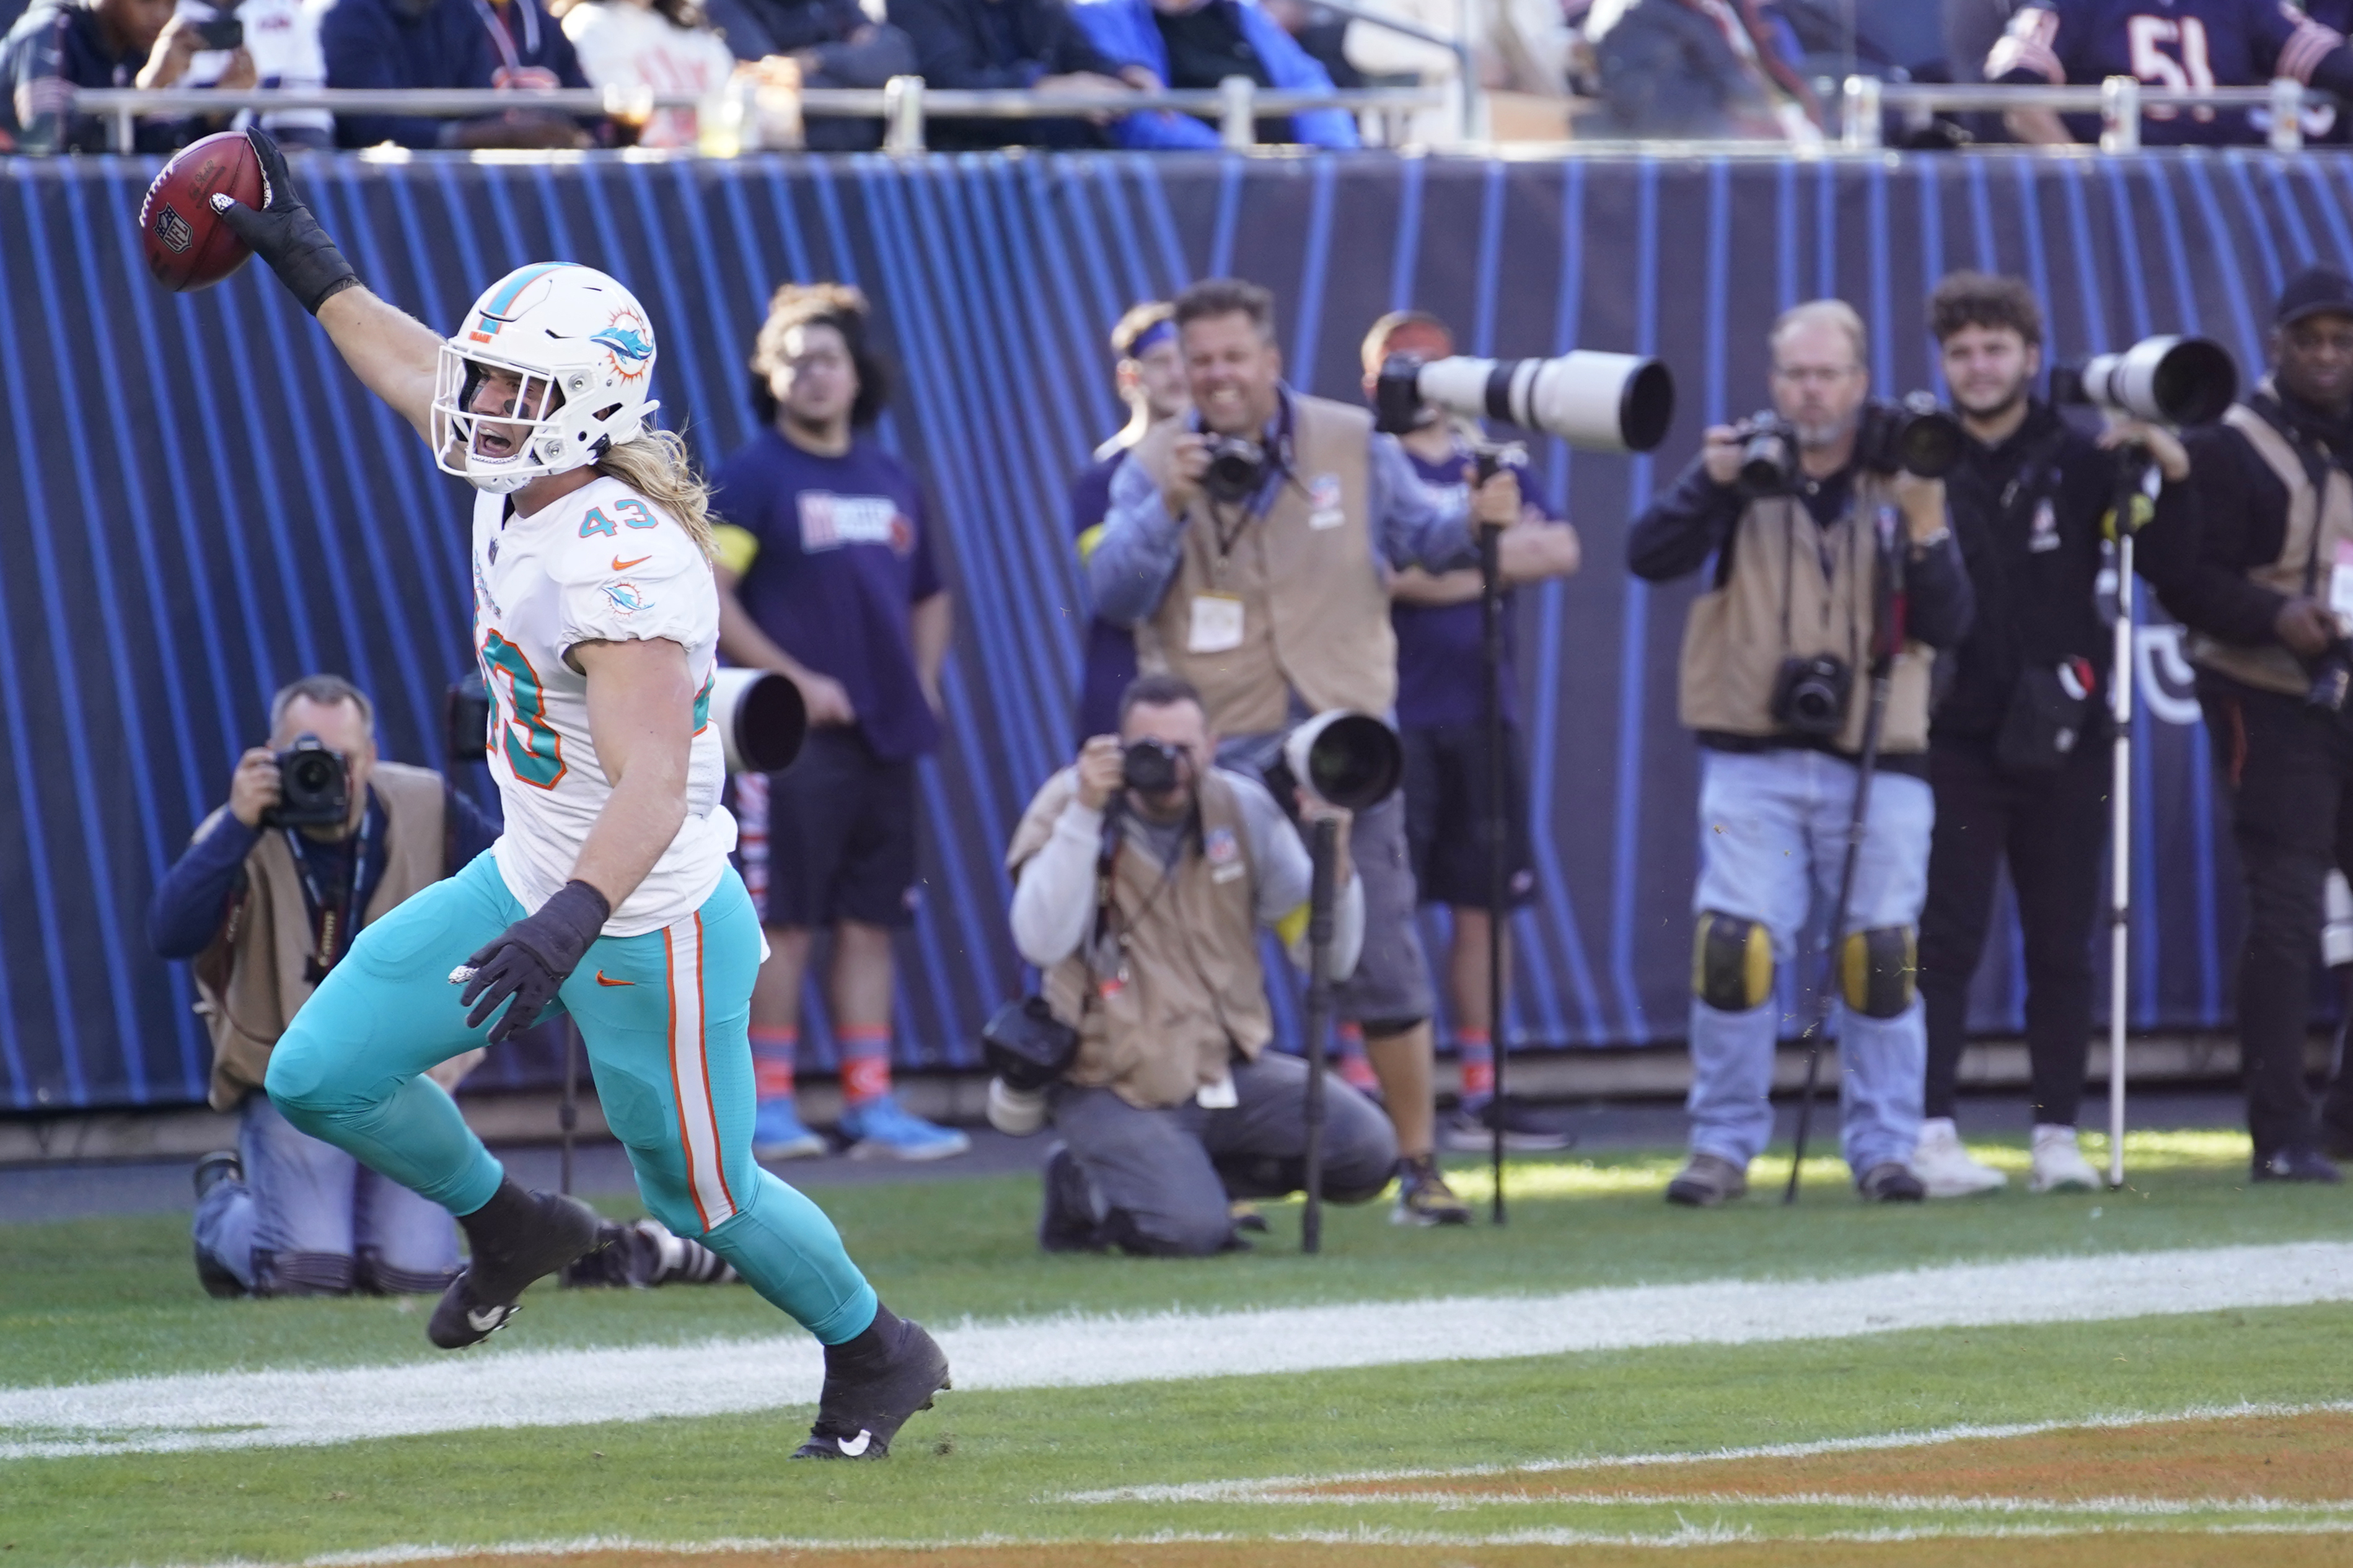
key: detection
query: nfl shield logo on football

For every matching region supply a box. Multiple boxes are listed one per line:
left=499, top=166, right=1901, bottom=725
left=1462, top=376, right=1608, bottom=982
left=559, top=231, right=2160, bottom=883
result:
left=156, top=204, right=194, bottom=254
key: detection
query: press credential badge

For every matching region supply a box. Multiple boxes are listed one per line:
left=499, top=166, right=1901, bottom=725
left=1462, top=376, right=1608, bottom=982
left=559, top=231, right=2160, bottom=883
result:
left=1189, top=592, right=1245, bottom=653
left=2333, top=540, right=2353, bottom=635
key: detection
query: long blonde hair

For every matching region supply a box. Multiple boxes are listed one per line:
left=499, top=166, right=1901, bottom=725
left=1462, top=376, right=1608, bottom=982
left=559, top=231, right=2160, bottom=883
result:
left=594, top=429, right=716, bottom=556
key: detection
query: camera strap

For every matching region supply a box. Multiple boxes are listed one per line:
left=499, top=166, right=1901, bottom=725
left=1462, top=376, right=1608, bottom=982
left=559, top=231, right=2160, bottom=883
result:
left=282, top=802, right=371, bottom=986
left=1086, top=795, right=1190, bottom=997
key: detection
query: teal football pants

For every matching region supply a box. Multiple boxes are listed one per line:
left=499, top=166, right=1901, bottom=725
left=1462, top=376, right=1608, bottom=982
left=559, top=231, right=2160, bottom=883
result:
left=266, top=852, right=879, bottom=1344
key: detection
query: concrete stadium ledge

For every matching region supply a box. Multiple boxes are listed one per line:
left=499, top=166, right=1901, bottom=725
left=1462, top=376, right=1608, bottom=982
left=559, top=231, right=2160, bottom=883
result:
left=0, top=1032, right=2300, bottom=1167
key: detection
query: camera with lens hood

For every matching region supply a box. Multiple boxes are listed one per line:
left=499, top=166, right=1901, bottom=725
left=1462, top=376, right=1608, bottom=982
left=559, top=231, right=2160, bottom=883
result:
left=980, top=995, right=1080, bottom=1137
left=1374, top=351, right=1675, bottom=452
left=1121, top=737, right=1184, bottom=794
left=1199, top=436, right=1269, bottom=506
left=266, top=734, right=350, bottom=830
left=2051, top=335, right=2238, bottom=426
left=1733, top=394, right=1963, bottom=497
left=1770, top=654, right=1855, bottom=739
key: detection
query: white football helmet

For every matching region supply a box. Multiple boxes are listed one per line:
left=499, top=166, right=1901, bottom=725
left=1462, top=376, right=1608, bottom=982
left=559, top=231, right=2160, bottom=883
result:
left=431, top=263, right=662, bottom=494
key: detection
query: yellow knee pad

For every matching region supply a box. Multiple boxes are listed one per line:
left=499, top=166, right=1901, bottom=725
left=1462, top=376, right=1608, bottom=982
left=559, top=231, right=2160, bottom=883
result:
left=1840, top=925, right=1917, bottom=1018
left=1693, top=911, right=1774, bottom=1012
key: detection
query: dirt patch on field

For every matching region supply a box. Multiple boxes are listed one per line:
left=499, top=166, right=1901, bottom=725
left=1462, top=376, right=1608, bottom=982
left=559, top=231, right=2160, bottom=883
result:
left=413, top=1535, right=2353, bottom=1568
left=1303, top=1408, right=2353, bottom=1507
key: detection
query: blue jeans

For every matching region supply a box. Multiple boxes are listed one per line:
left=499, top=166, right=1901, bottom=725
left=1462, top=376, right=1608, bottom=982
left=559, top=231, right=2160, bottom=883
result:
left=1686, top=748, right=1933, bottom=1176
left=191, top=1092, right=459, bottom=1295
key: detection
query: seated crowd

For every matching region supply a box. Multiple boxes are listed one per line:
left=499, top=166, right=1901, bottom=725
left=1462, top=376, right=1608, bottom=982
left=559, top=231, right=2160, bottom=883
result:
left=17, top=0, right=2349, bottom=153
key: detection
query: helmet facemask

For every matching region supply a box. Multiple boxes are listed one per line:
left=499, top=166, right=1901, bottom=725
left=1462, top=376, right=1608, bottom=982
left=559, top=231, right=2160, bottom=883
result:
left=431, top=344, right=605, bottom=495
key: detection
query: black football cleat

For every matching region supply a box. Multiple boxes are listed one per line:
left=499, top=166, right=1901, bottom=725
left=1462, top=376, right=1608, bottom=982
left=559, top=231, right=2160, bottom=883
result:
left=428, top=1179, right=604, bottom=1349
left=791, top=1304, right=951, bottom=1460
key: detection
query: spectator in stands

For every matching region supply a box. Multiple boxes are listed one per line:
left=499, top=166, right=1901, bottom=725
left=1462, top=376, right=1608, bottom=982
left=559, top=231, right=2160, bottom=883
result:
left=555, top=0, right=734, bottom=147
left=152, top=676, right=496, bottom=1298
left=1988, top=0, right=2353, bottom=146
left=887, top=0, right=1151, bottom=147
left=1070, top=300, right=1188, bottom=743
left=1071, top=0, right=1360, bottom=147
left=174, top=0, right=334, bottom=147
left=701, top=0, right=917, bottom=149
left=1585, top=0, right=1821, bottom=141
left=1006, top=673, right=1397, bottom=1256
left=317, top=0, right=595, bottom=148
left=1259, top=0, right=1361, bottom=89
left=711, top=283, right=967, bottom=1164
left=2, top=0, right=255, bottom=153
left=1342, top=0, right=1569, bottom=143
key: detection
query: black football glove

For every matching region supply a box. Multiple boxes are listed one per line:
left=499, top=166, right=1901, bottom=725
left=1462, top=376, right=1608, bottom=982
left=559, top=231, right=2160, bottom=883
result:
left=459, top=880, right=610, bottom=1043
left=208, top=128, right=361, bottom=316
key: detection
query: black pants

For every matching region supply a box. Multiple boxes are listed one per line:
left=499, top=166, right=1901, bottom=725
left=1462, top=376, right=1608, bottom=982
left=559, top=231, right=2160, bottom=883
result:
left=1917, top=732, right=2109, bottom=1126
left=2202, top=677, right=2353, bottom=1157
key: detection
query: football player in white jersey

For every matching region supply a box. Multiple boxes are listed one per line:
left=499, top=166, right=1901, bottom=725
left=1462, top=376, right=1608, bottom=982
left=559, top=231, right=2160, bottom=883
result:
left=209, top=129, right=949, bottom=1461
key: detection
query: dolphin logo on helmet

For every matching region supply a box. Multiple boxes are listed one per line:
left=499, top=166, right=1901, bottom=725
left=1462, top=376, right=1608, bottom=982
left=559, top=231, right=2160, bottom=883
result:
left=430, top=263, right=664, bottom=496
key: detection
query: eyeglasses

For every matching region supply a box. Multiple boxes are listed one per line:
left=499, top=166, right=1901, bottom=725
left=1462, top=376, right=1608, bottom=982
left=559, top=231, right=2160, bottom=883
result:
left=1771, top=364, right=1862, bottom=386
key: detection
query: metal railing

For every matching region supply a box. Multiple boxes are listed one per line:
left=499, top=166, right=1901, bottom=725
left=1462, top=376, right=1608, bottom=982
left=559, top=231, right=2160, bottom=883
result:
left=1839, top=74, right=2335, bottom=154
left=71, top=78, right=1445, bottom=155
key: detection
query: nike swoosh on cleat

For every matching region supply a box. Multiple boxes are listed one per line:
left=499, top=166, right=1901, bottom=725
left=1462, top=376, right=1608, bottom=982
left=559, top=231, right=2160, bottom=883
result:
left=835, top=1430, right=873, bottom=1457
left=594, top=971, right=633, bottom=986
left=612, top=554, right=652, bottom=571
left=466, top=1305, right=511, bottom=1333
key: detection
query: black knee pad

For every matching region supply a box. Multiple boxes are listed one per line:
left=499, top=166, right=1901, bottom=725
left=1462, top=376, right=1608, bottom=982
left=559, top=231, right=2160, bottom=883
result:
left=1841, top=925, right=1917, bottom=1018
left=252, top=1249, right=356, bottom=1297
left=1693, top=911, right=1774, bottom=1012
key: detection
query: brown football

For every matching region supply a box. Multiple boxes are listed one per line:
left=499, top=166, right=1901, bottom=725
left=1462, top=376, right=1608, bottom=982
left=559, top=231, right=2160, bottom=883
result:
left=139, top=131, right=265, bottom=292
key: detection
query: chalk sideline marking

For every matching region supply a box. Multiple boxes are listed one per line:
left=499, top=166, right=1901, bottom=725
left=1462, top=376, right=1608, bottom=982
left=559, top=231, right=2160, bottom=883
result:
left=1068, top=1398, right=2353, bottom=1505
left=150, top=1519, right=2353, bottom=1568
left=12, top=1240, right=2353, bottom=1461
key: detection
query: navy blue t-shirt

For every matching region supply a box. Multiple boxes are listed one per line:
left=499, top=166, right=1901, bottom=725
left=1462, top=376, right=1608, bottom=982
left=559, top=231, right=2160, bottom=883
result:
left=1989, top=0, right=2348, bottom=145
left=1070, top=447, right=1140, bottom=743
left=712, top=430, right=946, bottom=763
left=1391, top=444, right=1557, bottom=731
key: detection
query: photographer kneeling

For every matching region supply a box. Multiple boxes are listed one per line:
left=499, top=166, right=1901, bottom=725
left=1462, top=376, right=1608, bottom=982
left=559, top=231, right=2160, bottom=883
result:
left=151, top=676, right=498, bottom=1297
left=1000, top=674, right=1398, bottom=1256
left=1629, top=300, right=1974, bottom=1207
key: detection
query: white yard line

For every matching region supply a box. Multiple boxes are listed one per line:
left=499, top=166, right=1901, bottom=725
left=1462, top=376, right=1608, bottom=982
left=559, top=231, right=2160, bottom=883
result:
left=13, top=1240, right=2353, bottom=1461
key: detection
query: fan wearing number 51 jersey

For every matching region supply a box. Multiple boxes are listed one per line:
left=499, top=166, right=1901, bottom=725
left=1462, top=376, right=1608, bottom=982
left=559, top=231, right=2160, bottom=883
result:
left=1989, top=0, right=2353, bottom=144
left=201, top=128, right=949, bottom=1463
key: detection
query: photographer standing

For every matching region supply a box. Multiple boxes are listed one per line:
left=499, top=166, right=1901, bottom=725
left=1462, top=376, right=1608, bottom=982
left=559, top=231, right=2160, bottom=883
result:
left=1069, top=300, right=1189, bottom=743
left=1912, top=273, right=2188, bottom=1198
left=2140, top=266, right=2353, bottom=1182
left=1005, top=673, right=1395, bottom=1255
left=1360, top=309, right=1583, bottom=1152
left=1088, top=277, right=1520, bottom=1227
left=150, top=676, right=497, bottom=1297
left=1629, top=300, right=1974, bottom=1207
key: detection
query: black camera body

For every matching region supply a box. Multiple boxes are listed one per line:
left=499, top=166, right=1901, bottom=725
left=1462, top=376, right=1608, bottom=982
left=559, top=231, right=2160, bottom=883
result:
left=1200, top=436, right=1269, bottom=506
left=1734, top=395, right=1962, bottom=497
left=267, top=734, right=351, bottom=830
left=981, top=995, right=1081, bottom=1093
left=1770, top=654, right=1855, bottom=739
left=1734, top=413, right=1800, bottom=496
left=1121, top=737, right=1183, bottom=794
left=1853, top=393, right=1964, bottom=480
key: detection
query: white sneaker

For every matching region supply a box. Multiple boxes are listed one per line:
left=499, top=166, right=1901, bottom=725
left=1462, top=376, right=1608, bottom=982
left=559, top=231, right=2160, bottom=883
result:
left=2029, top=1124, right=2101, bottom=1193
left=1909, top=1118, right=2008, bottom=1198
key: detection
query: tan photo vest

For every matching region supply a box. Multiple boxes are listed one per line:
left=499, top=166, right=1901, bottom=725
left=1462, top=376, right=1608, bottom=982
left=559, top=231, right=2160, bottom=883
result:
left=1677, top=478, right=1937, bottom=755
left=2187, top=398, right=2353, bottom=698
left=1136, top=393, right=1395, bottom=735
left=191, top=761, right=451, bottom=1110
left=1006, top=767, right=1273, bottom=1110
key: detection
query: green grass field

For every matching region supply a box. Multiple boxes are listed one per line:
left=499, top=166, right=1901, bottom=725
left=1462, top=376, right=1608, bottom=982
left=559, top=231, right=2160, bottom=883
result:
left=7, top=1128, right=2353, bottom=1568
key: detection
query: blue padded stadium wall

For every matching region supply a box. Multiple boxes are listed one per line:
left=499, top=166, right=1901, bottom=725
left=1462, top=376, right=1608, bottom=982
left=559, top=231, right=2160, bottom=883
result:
left=3, top=148, right=2341, bottom=1110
